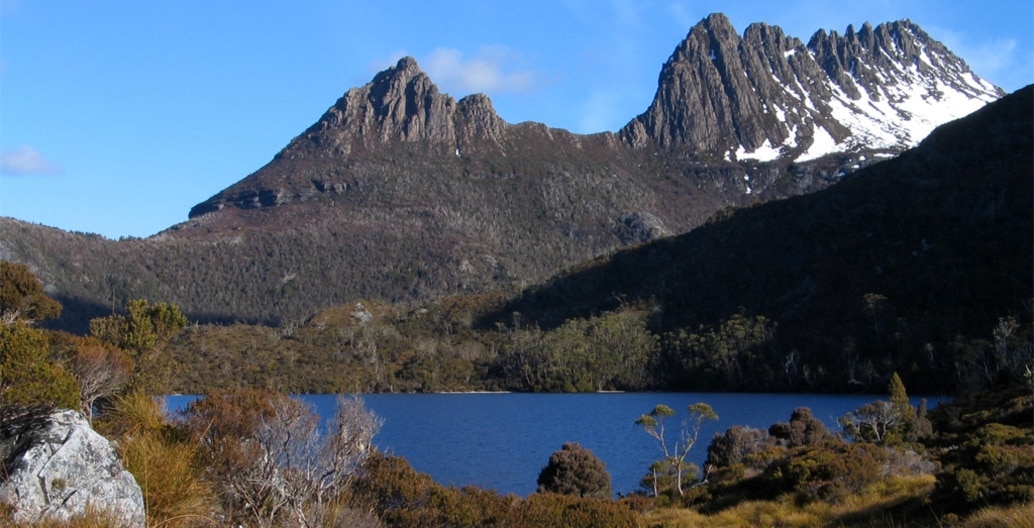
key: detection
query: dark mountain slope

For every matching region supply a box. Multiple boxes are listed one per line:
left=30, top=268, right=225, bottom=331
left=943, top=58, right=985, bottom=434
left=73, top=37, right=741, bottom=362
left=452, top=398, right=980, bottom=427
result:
left=487, top=86, right=1032, bottom=391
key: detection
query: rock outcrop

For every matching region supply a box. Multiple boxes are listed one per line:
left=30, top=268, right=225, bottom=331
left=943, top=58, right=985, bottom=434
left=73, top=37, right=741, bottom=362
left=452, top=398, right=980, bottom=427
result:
left=0, top=409, right=145, bottom=527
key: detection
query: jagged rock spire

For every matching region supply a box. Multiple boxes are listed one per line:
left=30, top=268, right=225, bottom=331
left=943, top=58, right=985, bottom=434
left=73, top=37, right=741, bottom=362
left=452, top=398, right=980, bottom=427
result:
left=278, top=57, right=507, bottom=158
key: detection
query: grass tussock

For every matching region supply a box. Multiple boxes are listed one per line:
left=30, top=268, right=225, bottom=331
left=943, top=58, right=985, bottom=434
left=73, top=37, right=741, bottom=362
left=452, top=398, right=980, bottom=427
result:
left=98, top=391, right=221, bottom=528
left=118, top=432, right=220, bottom=528
left=96, top=390, right=166, bottom=437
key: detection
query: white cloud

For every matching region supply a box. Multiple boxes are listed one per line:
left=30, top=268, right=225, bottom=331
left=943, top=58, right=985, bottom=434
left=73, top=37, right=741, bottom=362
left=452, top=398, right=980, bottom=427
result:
left=422, top=46, right=537, bottom=95
left=0, top=145, right=62, bottom=175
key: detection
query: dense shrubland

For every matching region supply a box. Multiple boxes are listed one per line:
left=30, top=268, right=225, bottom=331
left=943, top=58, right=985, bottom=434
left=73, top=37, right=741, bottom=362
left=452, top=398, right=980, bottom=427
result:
left=163, top=289, right=1031, bottom=396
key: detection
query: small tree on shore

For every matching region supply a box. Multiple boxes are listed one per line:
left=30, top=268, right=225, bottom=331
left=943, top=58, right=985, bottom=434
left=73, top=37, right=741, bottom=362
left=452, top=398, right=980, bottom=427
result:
left=635, top=402, right=718, bottom=497
left=840, top=372, right=931, bottom=444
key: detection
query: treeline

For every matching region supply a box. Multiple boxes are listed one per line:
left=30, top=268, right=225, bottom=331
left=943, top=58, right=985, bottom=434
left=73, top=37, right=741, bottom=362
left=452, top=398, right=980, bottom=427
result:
left=165, top=290, right=1031, bottom=396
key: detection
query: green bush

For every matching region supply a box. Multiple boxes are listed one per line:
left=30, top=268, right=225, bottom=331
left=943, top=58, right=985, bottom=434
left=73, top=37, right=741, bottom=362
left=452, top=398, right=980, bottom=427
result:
left=0, top=322, right=78, bottom=409
left=706, top=425, right=767, bottom=469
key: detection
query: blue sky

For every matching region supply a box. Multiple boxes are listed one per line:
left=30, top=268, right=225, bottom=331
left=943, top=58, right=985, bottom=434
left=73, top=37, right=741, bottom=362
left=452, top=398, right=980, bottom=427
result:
left=2, top=1, right=1031, bottom=239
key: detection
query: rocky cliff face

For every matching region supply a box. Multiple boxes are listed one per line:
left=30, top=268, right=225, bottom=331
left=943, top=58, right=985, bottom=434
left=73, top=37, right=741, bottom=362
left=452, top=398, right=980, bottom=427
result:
left=0, top=410, right=145, bottom=527
left=621, top=14, right=1002, bottom=161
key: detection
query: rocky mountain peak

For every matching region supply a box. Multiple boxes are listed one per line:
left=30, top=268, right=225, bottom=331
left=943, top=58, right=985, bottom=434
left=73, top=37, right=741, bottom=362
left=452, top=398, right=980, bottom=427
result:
left=188, top=16, right=1001, bottom=222
left=260, top=56, right=512, bottom=165
left=621, top=14, right=1002, bottom=162
left=297, top=56, right=460, bottom=152
left=188, top=56, right=518, bottom=218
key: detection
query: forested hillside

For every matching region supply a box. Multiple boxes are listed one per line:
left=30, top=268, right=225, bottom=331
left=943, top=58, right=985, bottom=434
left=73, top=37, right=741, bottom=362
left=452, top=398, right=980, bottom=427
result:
left=164, top=86, right=1033, bottom=396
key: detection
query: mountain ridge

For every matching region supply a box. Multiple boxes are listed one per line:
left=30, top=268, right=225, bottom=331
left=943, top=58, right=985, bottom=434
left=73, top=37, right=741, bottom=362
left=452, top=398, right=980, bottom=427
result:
left=621, top=14, right=1000, bottom=159
left=0, top=14, right=1010, bottom=333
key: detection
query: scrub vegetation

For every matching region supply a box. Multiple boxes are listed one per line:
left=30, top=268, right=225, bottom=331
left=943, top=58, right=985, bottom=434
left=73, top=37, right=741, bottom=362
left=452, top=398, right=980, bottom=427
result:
left=1, top=266, right=1030, bottom=526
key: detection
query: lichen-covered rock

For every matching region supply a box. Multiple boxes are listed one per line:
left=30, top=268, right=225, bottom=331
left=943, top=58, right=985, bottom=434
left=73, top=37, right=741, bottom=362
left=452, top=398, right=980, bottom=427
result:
left=0, top=409, right=145, bottom=527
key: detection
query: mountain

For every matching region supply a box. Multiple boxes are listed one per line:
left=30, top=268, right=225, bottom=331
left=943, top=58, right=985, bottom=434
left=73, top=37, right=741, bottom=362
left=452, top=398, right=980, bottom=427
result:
left=622, top=14, right=1001, bottom=160
left=0, top=15, right=1007, bottom=332
left=485, top=85, right=1033, bottom=392
left=160, top=85, right=1032, bottom=396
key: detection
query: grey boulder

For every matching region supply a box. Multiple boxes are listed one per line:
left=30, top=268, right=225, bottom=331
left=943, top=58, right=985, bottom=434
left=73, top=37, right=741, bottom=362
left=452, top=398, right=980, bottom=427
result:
left=0, top=409, right=145, bottom=527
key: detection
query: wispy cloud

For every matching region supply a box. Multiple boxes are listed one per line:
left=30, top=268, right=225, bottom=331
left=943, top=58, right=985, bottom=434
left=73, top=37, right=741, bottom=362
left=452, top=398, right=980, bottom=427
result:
left=422, top=46, right=537, bottom=95
left=0, top=145, right=63, bottom=175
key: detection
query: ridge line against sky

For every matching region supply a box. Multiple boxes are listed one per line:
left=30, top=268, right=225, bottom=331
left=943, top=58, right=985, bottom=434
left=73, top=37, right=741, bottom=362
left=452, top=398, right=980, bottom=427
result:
left=1, top=1, right=1031, bottom=239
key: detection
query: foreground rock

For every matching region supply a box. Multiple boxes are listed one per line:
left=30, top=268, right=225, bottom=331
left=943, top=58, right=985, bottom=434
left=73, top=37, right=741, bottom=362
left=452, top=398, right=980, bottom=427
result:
left=0, top=409, right=145, bottom=527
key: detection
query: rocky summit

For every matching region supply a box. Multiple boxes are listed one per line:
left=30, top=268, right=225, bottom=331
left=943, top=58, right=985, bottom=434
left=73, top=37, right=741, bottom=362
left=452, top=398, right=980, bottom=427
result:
left=621, top=14, right=1001, bottom=160
left=0, top=14, right=1007, bottom=330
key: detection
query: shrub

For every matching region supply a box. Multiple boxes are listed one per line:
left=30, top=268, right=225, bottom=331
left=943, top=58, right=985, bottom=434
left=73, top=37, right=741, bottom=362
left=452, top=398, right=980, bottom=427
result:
left=0, top=322, right=79, bottom=409
left=516, top=493, right=640, bottom=528
left=183, top=389, right=381, bottom=527
left=762, top=441, right=885, bottom=503
left=768, top=407, right=832, bottom=448
left=706, top=425, right=767, bottom=469
left=0, top=261, right=62, bottom=324
left=537, top=442, right=613, bottom=498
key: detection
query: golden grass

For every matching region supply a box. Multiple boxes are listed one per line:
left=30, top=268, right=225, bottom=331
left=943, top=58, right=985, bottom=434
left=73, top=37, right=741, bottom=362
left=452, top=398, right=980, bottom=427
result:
left=641, top=474, right=938, bottom=528
left=118, top=432, right=220, bottom=528
left=958, top=502, right=1034, bottom=528
left=96, top=390, right=167, bottom=437
left=96, top=390, right=221, bottom=528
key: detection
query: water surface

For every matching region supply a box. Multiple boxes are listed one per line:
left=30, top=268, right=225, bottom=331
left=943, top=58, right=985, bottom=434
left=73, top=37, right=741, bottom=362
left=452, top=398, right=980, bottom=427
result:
left=168, top=392, right=939, bottom=496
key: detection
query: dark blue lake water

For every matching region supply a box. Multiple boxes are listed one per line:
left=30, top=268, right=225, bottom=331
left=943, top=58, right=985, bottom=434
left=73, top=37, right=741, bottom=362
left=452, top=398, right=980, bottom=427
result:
left=166, top=392, right=940, bottom=497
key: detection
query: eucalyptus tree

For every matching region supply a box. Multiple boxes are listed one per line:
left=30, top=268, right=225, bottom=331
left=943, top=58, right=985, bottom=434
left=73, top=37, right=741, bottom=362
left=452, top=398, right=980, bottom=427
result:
left=635, top=402, right=718, bottom=497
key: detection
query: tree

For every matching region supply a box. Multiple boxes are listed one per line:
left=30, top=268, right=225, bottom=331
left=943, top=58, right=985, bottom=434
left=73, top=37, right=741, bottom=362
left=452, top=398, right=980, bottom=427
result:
left=536, top=442, right=612, bottom=498
left=66, top=336, right=133, bottom=422
left=840, top=372, right=930, bottom=444
left=706, top=425, right=767, bottom=469
left=0, top=322, right=78, bottom=409
left=635, top=402, right=718, bottom=497
left=184, top=389, right=381, bottom=527
left=0, top=261, right=61, bottom=325
left=90, top=299, right=187, bottom=394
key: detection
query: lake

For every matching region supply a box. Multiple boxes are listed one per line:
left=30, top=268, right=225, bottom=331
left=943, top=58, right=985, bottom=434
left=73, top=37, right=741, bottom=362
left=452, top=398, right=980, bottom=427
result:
left=166, top=392, right=941, bottom=497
